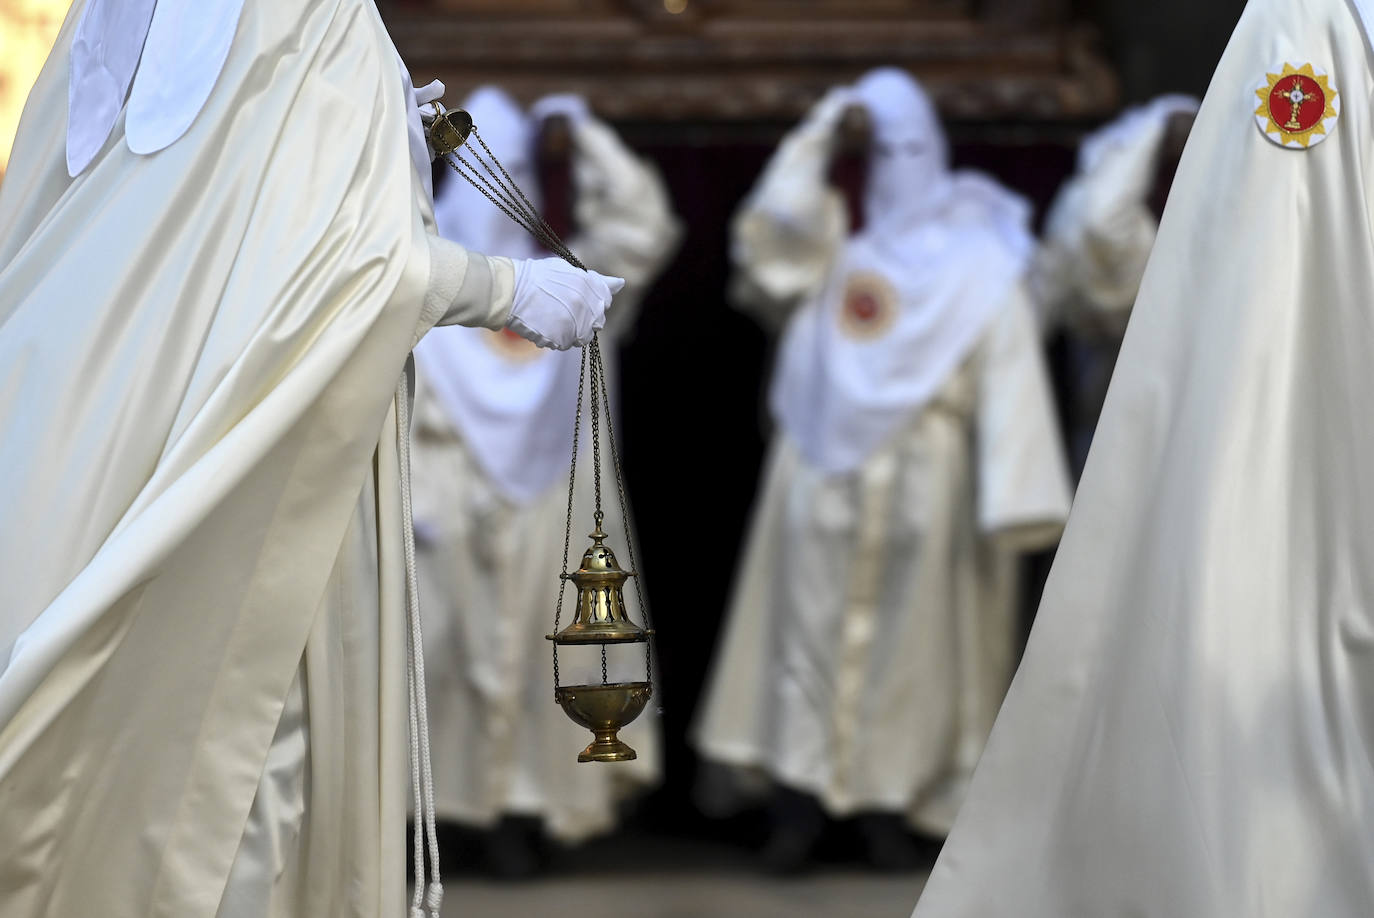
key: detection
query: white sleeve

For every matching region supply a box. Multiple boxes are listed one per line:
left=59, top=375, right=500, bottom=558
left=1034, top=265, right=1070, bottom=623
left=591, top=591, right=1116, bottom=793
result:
left=974, top=286, right=1073, bottom=551
left=1037, top=142, right=1160, bottom=339
left=420, top=235, right=516, bottom=332
left=1072, top=169, right=1158, bottom=323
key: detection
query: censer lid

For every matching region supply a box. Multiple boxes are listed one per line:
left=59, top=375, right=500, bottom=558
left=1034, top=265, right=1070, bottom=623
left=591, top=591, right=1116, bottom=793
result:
left=549, top=521, right=650, bottom=645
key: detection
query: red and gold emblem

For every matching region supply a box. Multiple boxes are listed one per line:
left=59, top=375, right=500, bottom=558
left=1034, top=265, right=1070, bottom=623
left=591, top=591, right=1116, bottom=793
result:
left=1254, top=63, right=1339, bottom=149
left=837, top=271, right=897, bottom=340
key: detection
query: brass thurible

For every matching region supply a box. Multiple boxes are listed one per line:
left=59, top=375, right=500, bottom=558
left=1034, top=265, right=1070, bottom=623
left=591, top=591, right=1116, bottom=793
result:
left=548, top=516, right=654, bottom=763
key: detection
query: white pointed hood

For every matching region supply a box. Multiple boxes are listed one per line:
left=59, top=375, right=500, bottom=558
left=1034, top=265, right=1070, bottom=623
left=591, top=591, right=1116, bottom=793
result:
left=770, top=68, right=1033, bottom=474
left=913, top=0, right=1374, bottom=912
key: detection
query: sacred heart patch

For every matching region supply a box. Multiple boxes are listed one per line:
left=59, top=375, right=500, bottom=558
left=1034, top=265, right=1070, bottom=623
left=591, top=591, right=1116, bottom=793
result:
left=838, top=271, right=898, bottom=340
left=1255, top=63, right=1339, bottom=150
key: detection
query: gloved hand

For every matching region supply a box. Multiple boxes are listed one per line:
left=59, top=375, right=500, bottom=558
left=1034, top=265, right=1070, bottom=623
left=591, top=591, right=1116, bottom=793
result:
left=413, top=80, right=446, bottom=161
left=507, top=257, right=625, bottom=350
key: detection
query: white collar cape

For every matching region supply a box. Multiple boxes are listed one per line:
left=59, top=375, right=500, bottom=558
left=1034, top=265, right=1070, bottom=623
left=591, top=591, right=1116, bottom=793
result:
left=911, top=0, right=1374, bottom=912
left=67, top=0, right=247, bottom=176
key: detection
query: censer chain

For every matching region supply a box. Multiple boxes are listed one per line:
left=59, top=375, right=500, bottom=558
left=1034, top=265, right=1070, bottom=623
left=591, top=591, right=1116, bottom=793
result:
left=551, top=345, right=589, bottom=695
left=429, top=103, right=576, bottom=265
left=468, top=129, right=586, bottom=270
left=591, top=337, right=654, bottom=685
left=588, top=337, right=603, bottom=525
left=442, top=150, right=578, bottom=267
left=456, top=146, right=575, bottom=264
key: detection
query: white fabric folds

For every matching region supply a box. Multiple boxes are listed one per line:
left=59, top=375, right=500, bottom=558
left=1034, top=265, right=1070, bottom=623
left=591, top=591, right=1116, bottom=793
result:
left=0, top=1, right=500, bottom=915
left=913, top=0, right=1374, bottom=914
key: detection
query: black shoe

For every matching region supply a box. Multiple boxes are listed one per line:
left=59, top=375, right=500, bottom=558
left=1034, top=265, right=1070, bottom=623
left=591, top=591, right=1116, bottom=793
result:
left=856, top=812, right=924, bottom=872
left=761, top=786, right=825, bottom=875
left=484, top=816, right=545, bottom=880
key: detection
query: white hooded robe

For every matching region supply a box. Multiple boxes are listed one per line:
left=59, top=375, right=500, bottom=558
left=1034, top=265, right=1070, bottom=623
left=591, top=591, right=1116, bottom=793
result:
left=692, top=71, right=1071, bottom=834
left=914, top=0, right=1374, bottom=913
left=0, top=2, right=517, bottom=916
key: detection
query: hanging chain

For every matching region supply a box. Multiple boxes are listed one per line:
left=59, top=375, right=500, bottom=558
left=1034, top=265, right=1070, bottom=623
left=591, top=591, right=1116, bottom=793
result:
left=551, top=345, right=589, bottom=695
left=430, top=105, right=582, bottom=268
left=469, top=131, right=585, bottom=269
left=588, top=338, right=603, bottom=522
left=591, top=339, right=654, bottom=687
left=441, top=150, right=575, bottom=266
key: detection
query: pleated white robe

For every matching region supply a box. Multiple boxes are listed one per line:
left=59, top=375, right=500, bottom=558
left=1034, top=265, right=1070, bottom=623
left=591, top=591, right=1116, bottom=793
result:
left=0, top=2, right=513, bottom=916
left=914, top=0, right=1374, bottom=913
left=693, top=291, right=1070, bottom=833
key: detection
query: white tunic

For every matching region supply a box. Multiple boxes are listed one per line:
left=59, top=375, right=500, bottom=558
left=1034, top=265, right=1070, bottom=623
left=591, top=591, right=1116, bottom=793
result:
left=411, top=92, right=681, bottom=841
left=913, top=0, right=1374, bottom=913
left=0, top=2, right=512, bottom=916
left=693, top=293, right=1069, bottom=833
left=692, top=73, right=1071, bottom=833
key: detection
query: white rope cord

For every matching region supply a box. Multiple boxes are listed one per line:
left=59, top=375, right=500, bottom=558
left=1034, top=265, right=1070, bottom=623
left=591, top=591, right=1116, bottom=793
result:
left=406, top=653, right=425, bottom=918
left=396, top=376, right=444, bottom=917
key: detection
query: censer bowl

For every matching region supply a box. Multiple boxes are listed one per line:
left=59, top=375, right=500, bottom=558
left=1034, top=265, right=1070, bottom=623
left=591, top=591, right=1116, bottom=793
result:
left=554, top=681, right=653, bottom=763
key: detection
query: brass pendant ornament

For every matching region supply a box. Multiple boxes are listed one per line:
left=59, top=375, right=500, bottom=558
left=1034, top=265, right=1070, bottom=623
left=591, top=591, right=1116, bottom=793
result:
left=425, top=103, right=657, bottom=763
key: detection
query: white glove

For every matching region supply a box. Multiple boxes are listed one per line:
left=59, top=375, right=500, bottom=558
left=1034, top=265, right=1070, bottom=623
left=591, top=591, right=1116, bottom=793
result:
left=414, top=79, right=445, bottom=109
left=507, top=257, right=625, bottom=350
left=413, top=80, right=446, bottom=161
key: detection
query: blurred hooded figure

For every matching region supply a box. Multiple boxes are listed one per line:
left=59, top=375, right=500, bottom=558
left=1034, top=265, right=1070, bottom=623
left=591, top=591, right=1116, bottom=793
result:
left=0, top=2, right=622, bottom=917
left=1032, top=95, right=1198, bottom=477
left=409, top=86, right=679, bottom=872
left=691, top=68, right=1070, bottom=871
left=913, top=0, right=1374, bottom=914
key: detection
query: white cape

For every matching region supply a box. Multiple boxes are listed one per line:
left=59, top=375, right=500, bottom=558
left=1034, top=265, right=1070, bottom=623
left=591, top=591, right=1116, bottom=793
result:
left=0, top=1, right=506, bottom=915
left=914, top=0, right=1374, bottom=913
